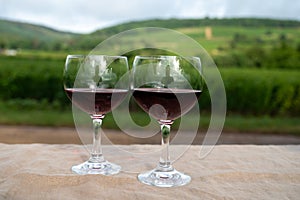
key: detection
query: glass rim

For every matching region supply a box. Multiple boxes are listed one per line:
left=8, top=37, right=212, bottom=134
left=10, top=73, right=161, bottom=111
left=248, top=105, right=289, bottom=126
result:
left=134, top=55, right=200, bottom=60
left=66, top=54, right=128, bottom=59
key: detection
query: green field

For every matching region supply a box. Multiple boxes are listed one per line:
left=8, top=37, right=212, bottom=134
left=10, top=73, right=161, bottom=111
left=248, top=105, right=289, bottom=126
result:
left=0, top=18, right=299, bottom=134
left=0, top=53, right=299, bottom=134
left=177, top=25, right=300, bottom=52
left=0, top=105, right=299, bottom=135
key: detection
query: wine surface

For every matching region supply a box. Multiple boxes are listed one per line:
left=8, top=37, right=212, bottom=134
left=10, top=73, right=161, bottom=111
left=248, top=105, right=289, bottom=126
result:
left=65, top=88, right=127, bottom=115
left=133, top=88, right=201, bottom=121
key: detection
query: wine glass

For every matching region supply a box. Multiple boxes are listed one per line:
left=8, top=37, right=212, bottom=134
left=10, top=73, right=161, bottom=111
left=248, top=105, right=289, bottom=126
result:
left=63, top=55, right=129, bottom=175
left=132, top=55, right=203, bottom=187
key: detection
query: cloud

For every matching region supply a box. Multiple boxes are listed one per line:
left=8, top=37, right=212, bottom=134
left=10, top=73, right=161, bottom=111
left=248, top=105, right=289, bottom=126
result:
left=0, top=0, right=182, bottom=32
left=222, top=0, right=300, bottom=19
left=0, top=0, right=299, bottom=33
left=178, top=0, right=227, bottom=18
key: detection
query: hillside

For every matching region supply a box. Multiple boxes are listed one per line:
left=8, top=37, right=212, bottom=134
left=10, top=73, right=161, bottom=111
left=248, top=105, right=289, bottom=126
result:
left=0, top=18, right=299, bottom=51
left=0, top=19, right=77, bottom=50
left=76, top=18, right=300, bottom=50
left=0, top=17, right=299, bottom=132
left=92, top=18, right=300, bottom=35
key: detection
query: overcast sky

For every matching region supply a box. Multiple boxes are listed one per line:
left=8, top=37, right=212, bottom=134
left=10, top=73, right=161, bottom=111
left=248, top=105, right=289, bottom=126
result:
left=0, top=0, right=299, bottom=33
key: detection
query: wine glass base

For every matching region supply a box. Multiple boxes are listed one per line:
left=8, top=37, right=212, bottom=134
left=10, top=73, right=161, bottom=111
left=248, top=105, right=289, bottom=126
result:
left=138, top=168, right=191, bottom=187
left=71, top=160, right=121, bottom=175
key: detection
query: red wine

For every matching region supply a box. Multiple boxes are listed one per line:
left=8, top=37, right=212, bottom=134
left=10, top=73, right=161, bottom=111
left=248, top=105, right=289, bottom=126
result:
left=133, top=88, right=201, bottom=121
left=65, top=88, right=127, bottom=115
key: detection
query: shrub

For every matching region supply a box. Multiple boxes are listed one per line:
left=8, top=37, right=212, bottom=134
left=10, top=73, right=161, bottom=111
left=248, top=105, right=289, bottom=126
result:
left=0, top=55, right=69, bottom=109
left=218, top=68, right=300, bottom=116
left=0, top=56, right=299, bottom=116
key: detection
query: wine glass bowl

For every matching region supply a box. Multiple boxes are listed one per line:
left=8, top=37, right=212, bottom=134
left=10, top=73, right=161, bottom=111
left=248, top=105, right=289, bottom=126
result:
left=132, top=55, right=203, bottom=187
left=63, top=55, right=129, bottom=175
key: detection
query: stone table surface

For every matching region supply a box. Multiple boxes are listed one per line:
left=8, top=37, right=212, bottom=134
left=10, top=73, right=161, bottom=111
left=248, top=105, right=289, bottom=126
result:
left=0, top=143, right=299, bottom=200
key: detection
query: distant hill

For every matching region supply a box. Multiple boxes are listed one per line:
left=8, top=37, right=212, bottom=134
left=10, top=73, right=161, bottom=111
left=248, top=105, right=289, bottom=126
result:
left=79, top=18, right=300, bottom=50
left=92, top=18, right=300, bottom=35
left=0, top=19, right=77, bottom=50
left=0, top=18, right=299, bottom=51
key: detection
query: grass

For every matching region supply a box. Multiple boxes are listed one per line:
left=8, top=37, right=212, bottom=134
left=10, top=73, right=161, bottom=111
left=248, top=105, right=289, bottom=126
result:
left=176, top=26, right=299, bottom=49
left=222, top=115, right=300, bottom=135
left=0, top=105, right=299, bottom=135
left=0, top=108, right=74, bottom=126
left=0, top=24, right=299, bottom=135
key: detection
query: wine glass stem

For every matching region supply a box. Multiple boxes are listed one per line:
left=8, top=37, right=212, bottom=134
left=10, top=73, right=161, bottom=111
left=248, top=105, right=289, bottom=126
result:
left=90, top=115, right=105, bottom=162
left=158, top=121, right=173, bottom=171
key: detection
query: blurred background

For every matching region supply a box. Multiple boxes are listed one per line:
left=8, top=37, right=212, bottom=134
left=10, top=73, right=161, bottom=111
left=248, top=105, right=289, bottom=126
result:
left=0, top=0, right=299, bottom=144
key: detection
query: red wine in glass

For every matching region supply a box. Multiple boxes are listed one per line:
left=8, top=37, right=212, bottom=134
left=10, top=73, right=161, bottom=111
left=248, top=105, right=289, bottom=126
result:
left=65, top=88, right=128, bottom=115
left=132, top=55, right=203, bottom=187
left=63, top=55, right=129, bottom=175
left=133, top=88, right=201, bottom=121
